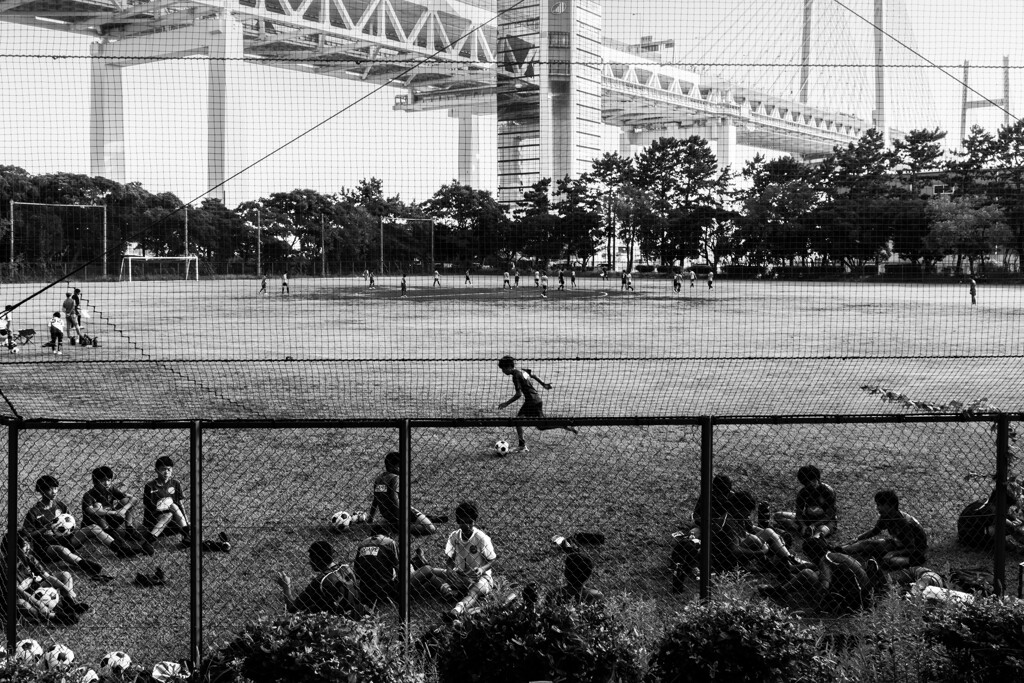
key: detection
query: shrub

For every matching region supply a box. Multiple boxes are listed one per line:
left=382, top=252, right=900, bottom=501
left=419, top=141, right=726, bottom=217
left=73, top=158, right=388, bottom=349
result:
left=432, top=598, right=642, bottom=683
left=635, top=265, right=656, bottom=273
left=201, top=611, right=415, bottom=683
left=924, top=596, right=1024, bottom=682
left=645, top=599, right=834, bottom=683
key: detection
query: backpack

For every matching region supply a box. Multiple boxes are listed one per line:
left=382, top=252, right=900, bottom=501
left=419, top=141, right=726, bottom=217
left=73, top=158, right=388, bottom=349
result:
left=948, top=566, right=996, bottom=595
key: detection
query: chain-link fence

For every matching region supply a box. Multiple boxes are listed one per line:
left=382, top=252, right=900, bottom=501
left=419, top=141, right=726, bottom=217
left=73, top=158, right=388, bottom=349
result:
left=0, top=414, right=1019, bottom=670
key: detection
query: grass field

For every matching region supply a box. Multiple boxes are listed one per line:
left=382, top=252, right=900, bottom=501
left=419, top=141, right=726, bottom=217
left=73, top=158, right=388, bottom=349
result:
left=0, top=273, right=1021, bottom=670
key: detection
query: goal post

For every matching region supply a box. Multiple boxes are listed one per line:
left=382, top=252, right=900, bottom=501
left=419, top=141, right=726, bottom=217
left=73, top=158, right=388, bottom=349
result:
left=119, top=256, right=200, bottom=282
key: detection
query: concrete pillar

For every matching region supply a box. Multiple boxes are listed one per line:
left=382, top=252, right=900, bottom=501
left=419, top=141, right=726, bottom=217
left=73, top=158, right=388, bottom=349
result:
left=454, top=112, right=487, bottom=190
left=207, top=10, right=246, bottom=204
left=711, top=117, right=737, bottom=173
left=90, top=46, right=126, bottom=182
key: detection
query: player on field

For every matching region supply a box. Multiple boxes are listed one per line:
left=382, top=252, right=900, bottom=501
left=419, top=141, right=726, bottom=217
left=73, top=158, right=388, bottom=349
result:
left=400, top=273, right=408, bottom=298
left=62, top=292, right=82, bottom=345
left=689, top=270, right=696, bottom=288
left=23, top=476, right=106, bottom=578
left=772, top=465, right=838, bottom=540
left=0, top=305, right=13, bottom=351
left=368, top=272, right=376, bottom=289
left=625, top=272, right=634, bottom=291
left=48, top=312, right=65, bottom=355
left=433, top=270, right=441, bottom=287
left=259, top=275, right=267, bottom=295
left=411, top=501, right=497, bottom=621
left=533, top=269, right=540, bottom=287
left=352, top=533, right=399, bottom=608
left=365, top=451, right=439, bottom=536
left=513, top=268, right=520, bottom=287
left=969, top=279, right=977, bottom=305
left=620, top=271, right=628, bottom=291
left=673, top=273, right=682, bottom=293
left=465, top=269, right=472, bottom=286
left=838, top=490, right=927, bottom=569
left=707, top=270, right=714, bottom=290
left=540, top=272, right=549, bottom=298
left=275, top=540, right=360, bottom=617
left=143, top=456, right=191, bottom=548
left=503, top=271, right=511, bottom=290
left=496, top=356, right=578, bottom=452
left=281, top=272, right=289, bottom=295
left=557, top=269, right=565, bottom=291
left=570, top=270, right=577, bottom=288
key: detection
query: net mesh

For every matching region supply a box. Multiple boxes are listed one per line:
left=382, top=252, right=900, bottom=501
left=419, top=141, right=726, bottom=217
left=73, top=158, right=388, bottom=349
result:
left=1, top=0, right=1022, bottom=421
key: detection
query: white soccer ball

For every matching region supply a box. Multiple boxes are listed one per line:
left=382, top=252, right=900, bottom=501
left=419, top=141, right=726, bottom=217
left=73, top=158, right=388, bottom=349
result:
left=51, top=512, right=76, bottom=536
left=14, top=639, right=43, bottom=666
left=330, top=510, right=352, bottom=532
left=494, top=440, right=510, bottom=456
left=43, top=643, right=75, bottom=671
left=9, top=345, right=17, bottom=354
left=99, top=651, right=132, bottom=677
left=31, top=586, right=60, bottom=617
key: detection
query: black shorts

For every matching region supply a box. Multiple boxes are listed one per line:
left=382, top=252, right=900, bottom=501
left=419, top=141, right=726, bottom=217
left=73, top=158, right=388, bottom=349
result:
left=517, top=401, right=545, bottom=419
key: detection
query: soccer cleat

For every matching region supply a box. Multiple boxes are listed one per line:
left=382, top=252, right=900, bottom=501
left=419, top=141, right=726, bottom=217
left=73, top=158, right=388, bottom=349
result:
left=427, top=514, right=448, bottom=524
left=517, top=444, right=529, bottom=453
left=551, top=535, right=575, bottom=553
left=218, top=531, right=232, bottom=552
left=412, top=548, right=428, bottom=571
left=78, top=559, right=103, bottom=577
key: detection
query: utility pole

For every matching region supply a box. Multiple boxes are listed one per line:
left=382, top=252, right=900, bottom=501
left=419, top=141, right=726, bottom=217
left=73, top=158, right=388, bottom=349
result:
left=321, top=214, right=326, bottom=277
left=379, top=215, right=384, bottom=276
left=256, top=208, right=261, bottom=278
left=184, top=203, right=189, bottom=257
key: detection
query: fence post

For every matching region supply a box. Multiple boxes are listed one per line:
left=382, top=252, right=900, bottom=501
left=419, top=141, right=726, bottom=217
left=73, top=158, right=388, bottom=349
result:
left=994, top=414, right=1009, bottom=596
left=398, top=420, right=411, bottom=634
left=699, top=416, right=713, bottom=600
left=6, top=420, right=20, bottom=655
left=190, top=420, right=204, bottom=672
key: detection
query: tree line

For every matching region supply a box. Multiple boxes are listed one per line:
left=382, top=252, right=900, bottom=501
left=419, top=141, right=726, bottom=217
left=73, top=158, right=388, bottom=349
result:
left=1, top=119, right=1022, bottom=276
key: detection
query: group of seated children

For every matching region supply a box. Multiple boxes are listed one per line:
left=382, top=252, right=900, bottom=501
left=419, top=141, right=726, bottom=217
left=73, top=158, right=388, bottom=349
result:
left=278, top=496, right=605, bottom=622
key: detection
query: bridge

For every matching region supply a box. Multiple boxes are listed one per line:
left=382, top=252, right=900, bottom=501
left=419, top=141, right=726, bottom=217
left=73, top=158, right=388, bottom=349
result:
left=0, top=0, right=882, bottom=204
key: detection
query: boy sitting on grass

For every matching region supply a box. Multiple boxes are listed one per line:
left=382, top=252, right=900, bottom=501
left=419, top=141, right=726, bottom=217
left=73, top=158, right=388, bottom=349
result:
left=772, top=465, right=838, bottom=540
left=548, top=552, right=604, bottom=606
left=275, top=541, right=360, bottom=617
left=143, top=456, right=191, bottom=548
left=82, top=466, right=153, bottom=558
left=23, top=476, right=106, bottom=579
left=365, top=451, right=440, bottom=536
left=412, top=500, right=497, bottom=621
left=759, top=537, right=871, bottom=615
left=839, top=489, right=928, bottom=570
left=0, top=531, right=90, bottom=623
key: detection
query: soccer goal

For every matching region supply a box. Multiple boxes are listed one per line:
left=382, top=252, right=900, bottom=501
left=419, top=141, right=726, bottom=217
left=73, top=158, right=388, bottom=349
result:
left=119, top=255, right=200, bottom=282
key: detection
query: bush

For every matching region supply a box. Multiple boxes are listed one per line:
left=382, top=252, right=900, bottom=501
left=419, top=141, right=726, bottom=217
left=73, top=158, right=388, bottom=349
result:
left=924, top=596, right=1024, bottom=682
left=635, top=265, right=656, bottom=273
left=645, top=599, right=834, bottom=683
left=201, top=612, right=415, bottom=683
left=655, top=265, right=675, bottom=274
left=432, top=598, right=642, bottom=683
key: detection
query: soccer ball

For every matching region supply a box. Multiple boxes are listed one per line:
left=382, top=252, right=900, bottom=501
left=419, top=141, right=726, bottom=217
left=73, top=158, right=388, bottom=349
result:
left=151, top=660, right=190, bottom=682
left=9, top=345, right=17, bottom=354
left=494, top=440, right=510, bottom=456
left=99, top=651, right=132, bottom=677
left=804, top=506, right=826, bottom=521
left=329, top=510, right=352, bottom=532
left=13, top=639, right=43, bottom=666
left=51, top=512, right=76, bottom=536
left=42, top=643, right=75, bottom=671
left=155, top=496, right=174, bottom=512
left=71, top=668, right=99, bottom=683
left=31, top=586, right=60, bottom=617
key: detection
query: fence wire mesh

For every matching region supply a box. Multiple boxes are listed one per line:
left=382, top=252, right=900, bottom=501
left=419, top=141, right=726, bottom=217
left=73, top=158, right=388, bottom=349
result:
left=0, top=415, right=1019, bottom=672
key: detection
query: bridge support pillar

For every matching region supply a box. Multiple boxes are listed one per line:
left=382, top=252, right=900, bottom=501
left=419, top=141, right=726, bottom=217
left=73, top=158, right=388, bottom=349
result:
left=90, top=48, right=126, bottom=183
left=453, top=112, right=489, bottom=190
left=710, top=117, right=737, bottom=173
left=207, top=11, right=247, bottom=204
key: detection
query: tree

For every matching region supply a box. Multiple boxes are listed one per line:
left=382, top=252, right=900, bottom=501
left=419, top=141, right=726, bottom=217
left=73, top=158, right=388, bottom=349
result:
left=926, top=196, right=1011, bottom=275
left=735, top=155, right=819, bottom=268
left=423, top=181, right=505, bottom=264
left=892, top=128, right=946, bottom=195
left=990, top=120, right=1024, bottom=265
left=587, top=153, right=633, bottom=266
left=554, top=175, right=601, bottom=266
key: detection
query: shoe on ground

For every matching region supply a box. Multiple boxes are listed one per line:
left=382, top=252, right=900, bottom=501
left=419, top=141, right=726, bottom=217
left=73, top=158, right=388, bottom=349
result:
left=218, top=531, right=232, bottom=552
left=72, top=601, right=90, bottom=614
left=517, top=444, right=529, bottom=453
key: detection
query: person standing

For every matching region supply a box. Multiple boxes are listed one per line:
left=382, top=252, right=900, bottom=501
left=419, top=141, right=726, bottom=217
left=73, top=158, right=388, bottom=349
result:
left=400, top=273, right=408, bottom=298
left=689, top=270, right=696, bottom=288
left=503, top=271, right=512, bottom=290
left=465, top=269, right=472, bottom=286
left=281, top=272, right=290, bottom=295
left=513, top=268, right=520, bottom=288
left=570, top=270, right=577, bottom=288
left=433, top=270, right=441, bottom=288
left=540, top=272, right=549, bottom=299
left=970, top=279, right=977, bottom=305
left=258, top=275, right=268, bottom=296
left=673, top=272, right=682, bottom=294
left=707, top=270, right=714, bottom=290
left=557, top=269, right=565, bottom=291
left=533, top=269, right=540, bottom=288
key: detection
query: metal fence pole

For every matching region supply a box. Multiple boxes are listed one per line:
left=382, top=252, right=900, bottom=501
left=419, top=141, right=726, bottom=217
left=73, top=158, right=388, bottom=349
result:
left=699, top=416, right=713, bottom=600
left=994, top=414, right=1009, bottom=595
left=398, top=420, right=411, bottom=632
left=6, top=420, right=20, bottom=654
left=189, top=420, right=204, bottom=671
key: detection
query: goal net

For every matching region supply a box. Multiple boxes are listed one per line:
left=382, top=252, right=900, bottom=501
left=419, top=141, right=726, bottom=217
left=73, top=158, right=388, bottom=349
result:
left=119, top=255, right=199, bottom=282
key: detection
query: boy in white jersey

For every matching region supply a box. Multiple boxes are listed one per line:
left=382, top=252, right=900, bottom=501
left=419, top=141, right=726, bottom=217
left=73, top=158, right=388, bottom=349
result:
left=48, top=312, right=65, bottom=355
left=503, top=271, right=511, bottom=290
left=412, top=501, right=497, bottom=621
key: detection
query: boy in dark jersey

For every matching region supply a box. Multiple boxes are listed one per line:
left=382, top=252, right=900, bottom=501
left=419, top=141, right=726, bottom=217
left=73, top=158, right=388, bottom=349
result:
left=275, top=540, right=360, bottom=616
left=23, top=476, right=105, bottom=578
left=82, top=466, right=153, bottom=557
left=143, top=456, right=191, bottom=547
left=839, top=490, right=928, bottom=569
left=352, top=533, right=399, bottom=608
left=1, top=532, right=90, bottom=623
left=958, top=482, right=1024, bottom=550
left=548, top=552, right=603, bottom=606
left=773, top=465, right=838, bottom=540
left=496, top=356, right=578, bottom=452
left=759, top=537, right=870, bottom=615
left=365, top=451, right=437, bottom=536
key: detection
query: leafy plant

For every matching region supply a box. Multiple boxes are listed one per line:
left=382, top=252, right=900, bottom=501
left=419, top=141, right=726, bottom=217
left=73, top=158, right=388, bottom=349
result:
left=924, top=596, right=1024, bottom=682
left=200, top=611, right=415, bottom=683
left=645, top=598, right=834, bottom=683
left=431, top=598, right=642, bottom=683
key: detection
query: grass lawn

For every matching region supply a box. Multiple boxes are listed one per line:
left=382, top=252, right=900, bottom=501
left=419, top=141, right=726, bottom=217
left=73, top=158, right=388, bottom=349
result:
left=0, top=273, right=1021, bottom=670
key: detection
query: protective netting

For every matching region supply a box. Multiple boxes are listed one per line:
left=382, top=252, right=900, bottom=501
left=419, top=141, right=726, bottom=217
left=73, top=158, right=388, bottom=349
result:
left=0, top=0, right=1022, bottom=420
left=0, top=417, right=1016, bottom=668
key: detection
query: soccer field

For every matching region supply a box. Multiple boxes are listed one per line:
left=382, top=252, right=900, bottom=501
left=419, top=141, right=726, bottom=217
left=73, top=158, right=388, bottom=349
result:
left=0, top=274, right=1020, bottom=668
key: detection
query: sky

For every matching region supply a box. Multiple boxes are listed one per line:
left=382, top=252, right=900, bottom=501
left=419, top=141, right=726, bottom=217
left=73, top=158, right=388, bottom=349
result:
left=1, top=0, right=1020, bottom=208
